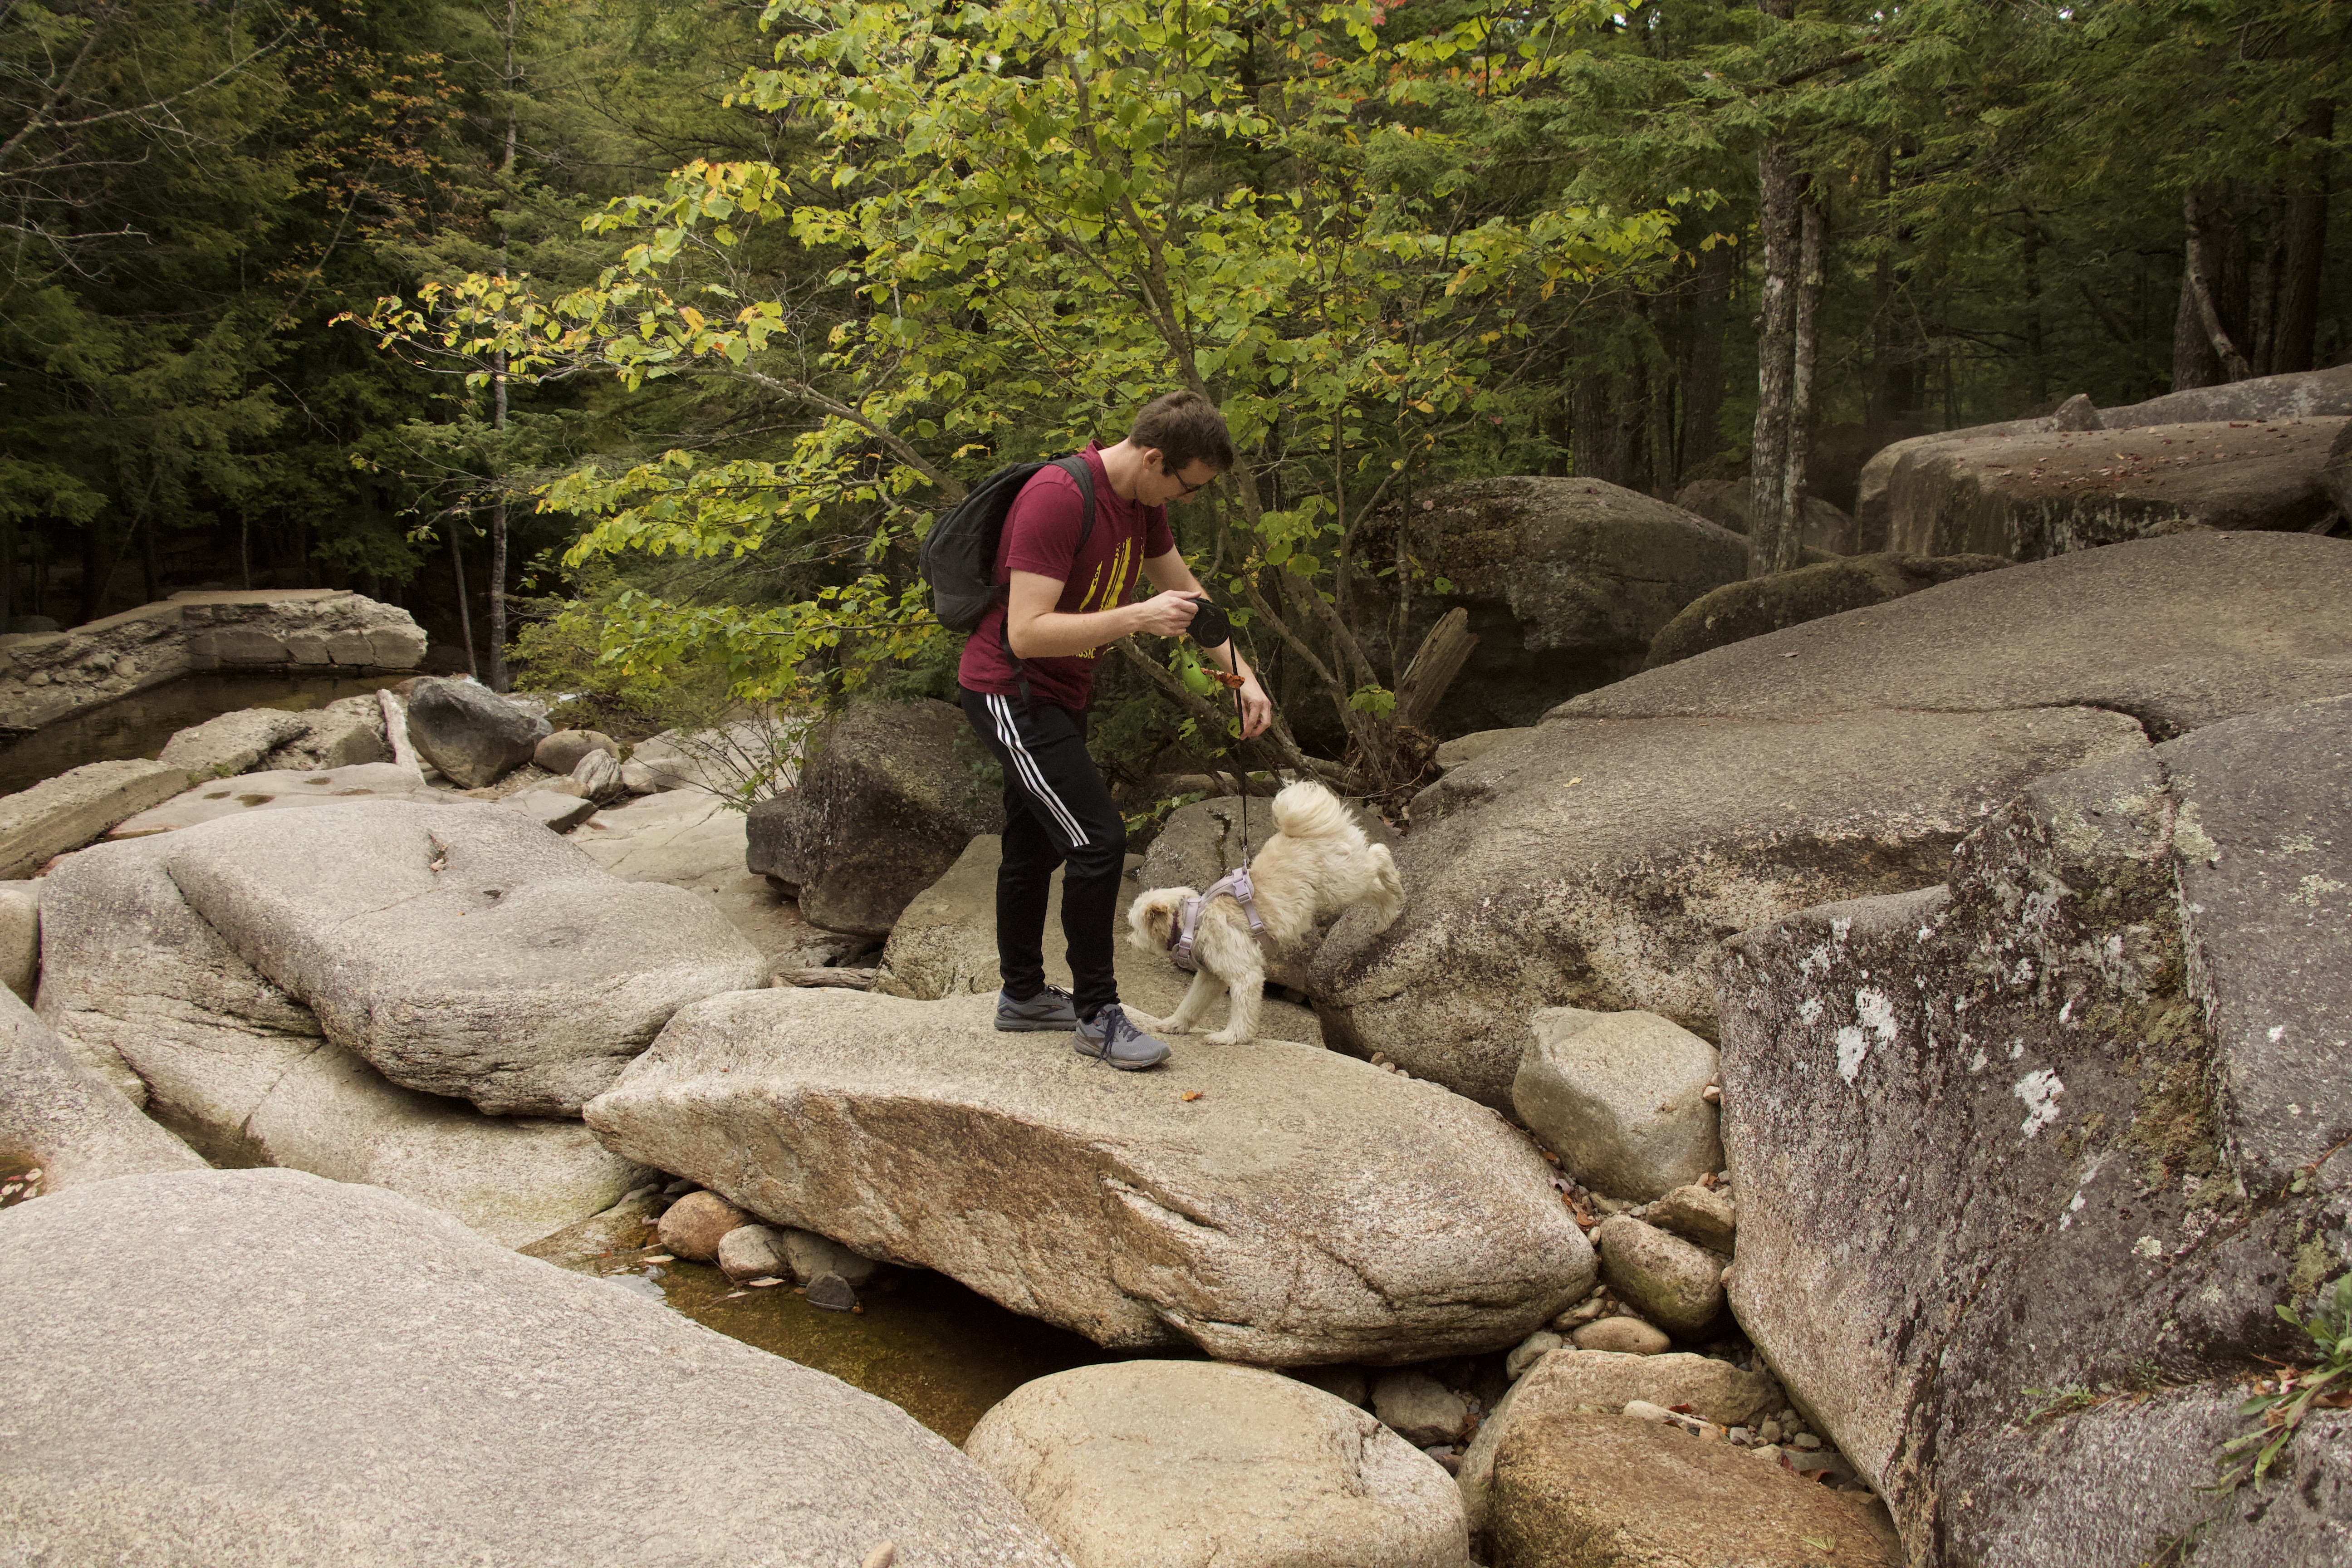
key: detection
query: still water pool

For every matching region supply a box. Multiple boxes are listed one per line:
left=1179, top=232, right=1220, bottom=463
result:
left=0, top=672, right=403, bottom=797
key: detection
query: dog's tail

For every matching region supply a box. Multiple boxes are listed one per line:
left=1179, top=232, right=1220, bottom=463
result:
left=1271, top=779, right=1356, bottom=840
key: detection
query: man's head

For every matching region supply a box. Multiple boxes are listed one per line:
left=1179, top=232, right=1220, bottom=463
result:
left=1128, top=390, right=1234, bottom=505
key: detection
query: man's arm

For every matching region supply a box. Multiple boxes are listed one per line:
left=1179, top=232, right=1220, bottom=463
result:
left=1138, top=549, right=1273, bottom=739
left=1004, top=571, right=1200, bottom=659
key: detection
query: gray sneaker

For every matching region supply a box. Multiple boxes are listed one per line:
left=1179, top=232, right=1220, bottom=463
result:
left=996, top=985, right=1078, bottom=1032
left=1073, top=1004, right=1171, bottom=1070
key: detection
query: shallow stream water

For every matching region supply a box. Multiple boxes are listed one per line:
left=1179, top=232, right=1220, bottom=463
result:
left=0, top=672, right=402, bottom=797
left=588, top=1239, right=1122, bottom=1443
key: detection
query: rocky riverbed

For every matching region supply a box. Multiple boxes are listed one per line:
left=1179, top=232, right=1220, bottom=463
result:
left=3, top=441, right=2350, bottom=1566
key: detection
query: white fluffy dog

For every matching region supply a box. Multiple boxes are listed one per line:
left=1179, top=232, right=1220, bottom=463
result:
left=1124, top=780, right=1403, bottom=1046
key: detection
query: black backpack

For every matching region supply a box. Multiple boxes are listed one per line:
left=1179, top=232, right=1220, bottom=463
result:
left=921, top=456, right=1098, bottom=632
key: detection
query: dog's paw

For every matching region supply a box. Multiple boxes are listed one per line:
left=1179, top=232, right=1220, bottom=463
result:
left=1123, top=1010, right=1172, bottom=1033
left=1204, top=1029, right=1250, bottom=1047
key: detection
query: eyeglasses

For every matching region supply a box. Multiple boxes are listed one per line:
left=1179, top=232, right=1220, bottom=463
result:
left=1169, top=472, right=1214, bottom=500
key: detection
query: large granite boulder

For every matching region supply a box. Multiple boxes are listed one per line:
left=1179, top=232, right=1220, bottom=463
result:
left=585, top=987, right=1595, bottom=1363
left=38, top=833, right=652, bottom=1245
left=745, top=699, right=1003, bottom=935
left=403, top=676, right=551, bottom=787
left=1487, top=1411, right=1904, bottom=1568
left=0, top=757, right=187, bottom=878
left=1882, top=416, right=2347, bottom=560
left=0, top=984, right=203, bottom=1191
left=1715, top=694, right=2352, bottom=1564
left=1854, top=393, right=2105, bottom=548
left=150, top=800, right=765, bottom=1115
left=1643, top=551, right=2010, bottom=670
left=1671, top=477, right=1861, bottom=555
left=871, top=836, right=1323, bottom=1043
left=967, top=1361, right=1470, bottom=1568
left=0, top=880, right=34, bottom=1000
left=1339, top=477, right=1750, bottom=737
left=0, top=1168, right=1070, bottom=1567
left=1311, top=532, right=2352, bottom=1107
left=570, top=788, right=814, bottom=958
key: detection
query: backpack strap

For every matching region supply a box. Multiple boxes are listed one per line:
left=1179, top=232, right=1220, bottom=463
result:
left=1001, top=454, right=1102, bottom=713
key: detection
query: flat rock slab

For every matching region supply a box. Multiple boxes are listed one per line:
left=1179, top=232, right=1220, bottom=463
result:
left=0, top=757, right=188, bottom=877
left=1884, top=416, right=2347, bottom=560
left=158, top=799, right=769, bottom=1115
left=0, top=1168, right=1069, bottom=1567
left=1488, top=1411, right=1902, bottom=1568
left=1559, top=531, right=2352, bottom=737
left=108, top=762, right=445, bottom=838
left=967, top=1361, right=1470, bottom=1568
left=585, top=988, right=1594, bottom=1364
left=572, top=790, right=814, bottom=957
left=876, top=835, right=1322, bottom=1044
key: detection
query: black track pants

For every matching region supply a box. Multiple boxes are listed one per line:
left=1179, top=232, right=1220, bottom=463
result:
left=960, top=686, right=1129, bottom=1017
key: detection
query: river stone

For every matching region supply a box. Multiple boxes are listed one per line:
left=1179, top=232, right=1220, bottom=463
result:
left=783, top=1226, right=879, bottom=1287
left=1513, top=1009, right=1721, bottom=1200
left=1644, top=552, right=2009, bottom=670
left=1487, top=1411, right=1903, bottom=1568
left=584, top=987, right=1595, bottom=1363
left=403, top=676, right=550, bottom=788
left=1645, top=1184, right=1737, bottom=1254
left=1569, top=1316, right=1669, bottom=1356
left=1716, top=696, right=2352, bottom=1559
left=157, top=799, right=768, bottom=1115
left=1595, top=1215, right=1724, bottom=1338
left=1343, top=477, right=1751, bottom=735
left=0, top=757, right=189, bottom=878
left=107, top=762, right=446, bottom=838
left=0, top=880, right=34, bottom=1000
left=1505, top=1331, right=1562, bottom=1380
left=0, top=1167, right=1068, bottom=1566
left=568, top=749, right=624, bottom=802
left=0, top=984, right=203, bottom=1191
left=1456, top=1344, right=1786, bottom=1534
left=262, top=694, right=390, bottom=771
left=534, top=728, right=619, bottom=775
left=657, top=1189, right=750, bottom=1262
left=969, top=1361, right=1469, bottom=1568
left=716, top=1221, right=794, bottom=1282
left=745, top=699, right=1003, bottom=936
left=1313, top=532, right=2352, bottom=1107
left=158, top=707, right=314, bottom=778
left=872, top=836, right=1322, bottom=1044
left=1883, top=417, right=2347, bottom=561
left=1372, top=1370, right=1472, bottom=1446
left=806, top=1271, right=858, bottom=1311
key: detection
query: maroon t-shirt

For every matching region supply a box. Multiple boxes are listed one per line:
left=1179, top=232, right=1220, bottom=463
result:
left=957, top=442, right=1174, bottom=711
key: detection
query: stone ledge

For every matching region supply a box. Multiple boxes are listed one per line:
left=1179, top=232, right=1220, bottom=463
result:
left=0, top=592, right=427, bottom=734
left=0, top=759, right=191, bottom=877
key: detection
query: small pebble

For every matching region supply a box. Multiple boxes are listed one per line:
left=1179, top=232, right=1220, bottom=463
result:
left=1792, top=1432, right=1822, bottom=1451
left=1758, top=1418, right=1782, bottom=1444
left=806, top=1272, right=858, bottom=1312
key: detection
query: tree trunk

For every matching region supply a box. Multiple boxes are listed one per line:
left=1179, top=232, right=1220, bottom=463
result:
left=448, top=524, right=478, bottom=677
left=141, top=517, right=160, bottom=605
left=2276, top=101, right=2334, bottom=375
left=0, top=521, right=14, bottom=630
left=484, top=0, right=519, bottom=692
left=1749, top=136, right=1802, bottom=578
left=2182, top=189, right=2254, bottom=383
left=2172, top=268, right=2219, bottom=391
left=1393, top=608, right=1477, bottom=735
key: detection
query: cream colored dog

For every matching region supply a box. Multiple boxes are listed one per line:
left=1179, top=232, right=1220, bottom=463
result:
left=1124, top=780, right=1403, bottom=1046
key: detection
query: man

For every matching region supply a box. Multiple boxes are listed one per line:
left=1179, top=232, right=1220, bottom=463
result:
left=959, top=390, right=1274, bottom=1069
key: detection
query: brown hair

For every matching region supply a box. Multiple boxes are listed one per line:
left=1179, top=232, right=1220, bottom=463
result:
left=1127, top=389, right=1235, bottom=477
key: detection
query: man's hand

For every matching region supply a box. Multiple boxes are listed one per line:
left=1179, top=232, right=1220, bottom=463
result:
left=1131, top=588, right=1206, bottom=639
left=1236, top=672, right=1273, bottom=739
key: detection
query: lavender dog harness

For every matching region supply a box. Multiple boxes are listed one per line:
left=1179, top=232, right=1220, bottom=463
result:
left=1167, top=863, right=1266, bottom=973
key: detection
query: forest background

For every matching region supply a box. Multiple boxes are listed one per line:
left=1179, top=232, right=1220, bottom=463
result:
left=3, top=0, right=2344, bottom=787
